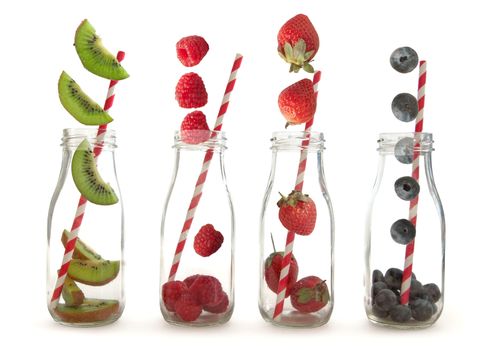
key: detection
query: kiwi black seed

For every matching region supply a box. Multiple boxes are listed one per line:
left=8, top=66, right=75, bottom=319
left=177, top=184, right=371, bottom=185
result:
left=71, top=139, right=118, bottom=205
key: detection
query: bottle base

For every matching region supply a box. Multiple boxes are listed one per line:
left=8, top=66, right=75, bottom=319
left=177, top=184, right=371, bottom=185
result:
left=259, top=306, right=331, bottom=328
left=367, top=313, right=438, bottom=329
left=162, top=306, right=233, bottom=327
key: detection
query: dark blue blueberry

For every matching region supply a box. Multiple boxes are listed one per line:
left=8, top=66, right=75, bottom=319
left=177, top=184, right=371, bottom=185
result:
left=410, top=298, right=434, bottom=321
left=385, top=268, right=403, bottom=290
left=410, top=279, right=423, bottom=298
left=392, top=93, right=418, bottom=122
left=372, top=269, right=385, bottom=283
left=372, top=304, right=389, bottom=318
left=422, top=283, right=441, bottom=303
left=394, top=176, right=420, bottom=201
left=390, top=47, right=419, bottom=73
left=375, top=289, right=398, bottom=312
left=432, top=302, right=438, bottom=315
left=394, top=137, right=414, bottom=164
left=391, top=219, right=416, bottom=245
left=372, top=281, right=388, bottom=299
left=389, top=304, right=412, bottom=323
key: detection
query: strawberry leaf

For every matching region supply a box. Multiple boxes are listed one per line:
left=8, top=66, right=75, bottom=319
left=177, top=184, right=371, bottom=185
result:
left=305, top=50, right=315, bottom=60
left=293, top=39, right=307, bottom=60
left=303, top=63, right=315, bottom=73
left=284, top=42, right=294, bottom=60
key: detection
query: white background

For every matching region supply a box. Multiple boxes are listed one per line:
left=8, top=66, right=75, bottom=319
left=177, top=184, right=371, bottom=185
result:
left=0, top=0, right=490, bottom=348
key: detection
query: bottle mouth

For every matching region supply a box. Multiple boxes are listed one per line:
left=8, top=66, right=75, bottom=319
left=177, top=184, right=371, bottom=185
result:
left=173, top=130, right=227, bottom=150
left=61, top=128, right=117, bottom=149
left=377, top=132, right=434, bottom=154
left=271, top=130, right=325, bottom=151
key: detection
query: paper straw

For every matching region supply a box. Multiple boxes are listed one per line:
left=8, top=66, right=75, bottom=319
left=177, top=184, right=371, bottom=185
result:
left=273, top=71, right=321, bottom=320
left=167, top=54, right=243, bottom=282
left=400, top=61, right=426, bottom=305
left=50, top=51, right=125, bottom=309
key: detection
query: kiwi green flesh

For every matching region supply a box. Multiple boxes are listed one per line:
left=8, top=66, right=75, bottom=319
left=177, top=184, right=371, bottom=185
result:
left=62, top=276, right=85, bottom=306
left=61, top=230, right=103, bottom=262
left=71, top=139, right=118, bottom=206
left=75, top=20, right=129, bottom=80
left=58, top=71, right=113, bottom=126
left=68, top=259, right=120, bottom=286
left=55, top=299, right=119, bottom=323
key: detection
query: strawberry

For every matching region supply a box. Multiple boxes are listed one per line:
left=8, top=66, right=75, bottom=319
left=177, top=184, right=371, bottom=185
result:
left=290, top=276, right=329, bottom=313
left=193, top=224, right=224, bottom=257
left=180, top=110, right=211, bottom=144
left=162, top=281, right=188, bottom=312
left=176, top=35, right=209, bottom=67
left=175, top=72, right=208, bottom=108
left=278, top=190, right=317, bottom=235
left=277, top=14, right=319, bottom=73
left=264, top=251, right=299, bottom=297
left=174, top=291, right=202, bottom=322
left=203, top=291, right=229, bottom=314
left=189, top=275, right=222, bottom=305
left=278, top=79, right=316, bottom=126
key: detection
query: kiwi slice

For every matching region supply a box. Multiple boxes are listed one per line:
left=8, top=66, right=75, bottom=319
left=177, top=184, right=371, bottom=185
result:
left=55, top=299, right=119, bottom=323
left=58, top=71, right=113, bottom=125
left=68, top=259, right=120, bottom=286
left=75, top=19, right=129, bottom=80
left=62, top=275, right=85, bottom=306
left=71, top=139, right=118, bottom=205
left=61, top=229, right=103, bottom=262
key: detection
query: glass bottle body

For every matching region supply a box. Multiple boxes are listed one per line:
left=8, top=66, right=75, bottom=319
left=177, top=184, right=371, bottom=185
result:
left=365, top=132, right=445, bottom=328
left=47, top=128, right=124, bottom=327
left=259, top=131, right=334, bottom=328
left=160, top=132, right=234, bottom=326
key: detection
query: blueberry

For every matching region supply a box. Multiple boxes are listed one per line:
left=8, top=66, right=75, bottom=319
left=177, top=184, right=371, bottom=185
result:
left=409, top=279, right=424, bottom=300
left=375, top=289, right=397, bottom=312
left=385, top=268, right=403, bottom=290
left=372, top=304, right=389, bottom=318
left=410, top=298, right=434, bottom=321
left=389, top=304, right=412, bottom=323
left=394, top=137, right=415, bottom=164
left=394, top=176, right=420, bottom=201
left=392, top=93, right=418, bottom=122
left=391, top=219, right=416, bottom=245
left=372, top=269, right=385, bottom=283
left=390, top=47, right=419, bottom=73
left=422, top=283, right=441, bottom=303
left=432, top=302, right=438, bottom=315
left=372, top=281, right=388, bottom=299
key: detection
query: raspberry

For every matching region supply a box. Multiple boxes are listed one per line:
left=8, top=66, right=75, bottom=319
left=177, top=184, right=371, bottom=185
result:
left=189, top=275, right=222, bottom=305
left=203, top=291, right=229, bottom=314
left=176, top=35, right=209, bottom=67
left=193, top=224, right=224, bottom=257
left=162, top=281, right=188, bottom=312
left=175, top=72, right=208, bottom=108
left=180, top=111, right=210, bottom=144
left=183, top=274, right=200, bottom=288
left=174, top=292, right=202, bottom=322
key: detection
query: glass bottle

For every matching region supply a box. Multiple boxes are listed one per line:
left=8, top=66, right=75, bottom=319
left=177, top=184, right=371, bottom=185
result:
left=160, top=131, right=234, bottom=326
left=47, top=128, right=124, bottom=327
left=365, top=132, right=445, bottom=328
left=259, top=131, right=334, bottom=327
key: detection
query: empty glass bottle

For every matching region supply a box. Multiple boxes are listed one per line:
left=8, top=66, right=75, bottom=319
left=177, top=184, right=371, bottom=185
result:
left=365, top=132, right=445, bottom=328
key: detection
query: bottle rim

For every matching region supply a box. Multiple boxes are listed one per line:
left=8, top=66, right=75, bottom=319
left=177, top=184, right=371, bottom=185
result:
left=61, top=128, right=117, bottom=150
left=271, top=130, right=325, bottom=151
left=377, top=132, right=434, bottom=154
left=173, top=130, right=227, bottom=150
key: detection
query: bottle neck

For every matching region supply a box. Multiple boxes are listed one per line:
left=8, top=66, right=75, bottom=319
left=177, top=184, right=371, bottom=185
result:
left=377, top=132, right=433, bottom=155
left=173, top=130, right=227, bottom=151
left=61, top=128, right=117, bottom=151
left=271, top=131, right=325, bottom=151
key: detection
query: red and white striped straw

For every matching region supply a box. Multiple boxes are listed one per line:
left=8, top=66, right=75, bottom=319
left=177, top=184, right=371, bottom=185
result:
left=400, top=60, right=426, bottom=305
left=273, top=71, right=321, bottom=320
left=50, top=51, right=125, bottom=309
left=167, top=54, right=243, bottom=282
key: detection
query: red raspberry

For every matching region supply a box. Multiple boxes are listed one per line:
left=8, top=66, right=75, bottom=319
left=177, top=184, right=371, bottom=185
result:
left=189, top=275, right=222, bottom=305
left=175, top=72, right=208, bottom=108
left=162, top=281, right=188, bottom=312
left=180, top=111, right=211, bottom=144
left=183, top=274, right=200, bottom=288
left=193, top=224, right=224, bottom=257
left=203, top=291, right=229, bottom=314
left=174, top=292, right=202, bottom=322
left=176, top=35, right=209, bottom=67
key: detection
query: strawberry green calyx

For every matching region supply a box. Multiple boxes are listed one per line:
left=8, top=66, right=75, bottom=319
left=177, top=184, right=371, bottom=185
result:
left=277, top=190, right=310, bottom=208
left=278, top=39, right=315, bottom=73
left=296, top=281, right=329, bottom=304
